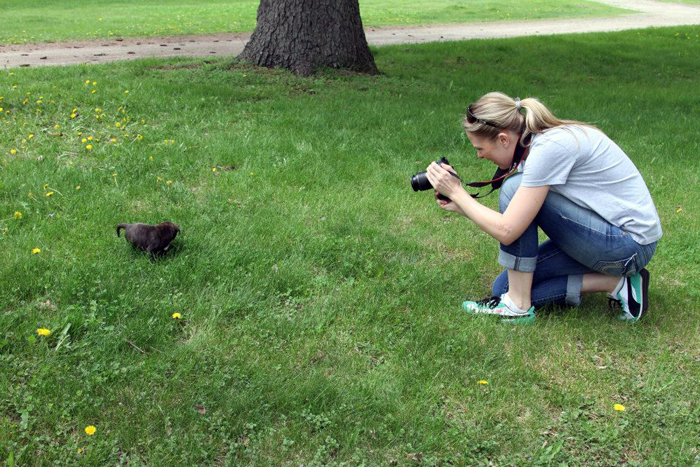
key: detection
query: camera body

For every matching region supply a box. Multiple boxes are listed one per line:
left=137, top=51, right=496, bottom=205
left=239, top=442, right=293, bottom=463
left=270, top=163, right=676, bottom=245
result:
left=411, top=157, right=452, bottom=201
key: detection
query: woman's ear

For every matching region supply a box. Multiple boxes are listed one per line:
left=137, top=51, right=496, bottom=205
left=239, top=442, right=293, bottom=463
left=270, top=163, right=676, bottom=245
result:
left=498, top=132, right=511, bottom=147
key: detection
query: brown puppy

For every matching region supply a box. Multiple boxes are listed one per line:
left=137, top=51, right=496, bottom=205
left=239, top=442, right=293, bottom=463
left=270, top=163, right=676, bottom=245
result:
left=117, top=222, right=180, bottom=255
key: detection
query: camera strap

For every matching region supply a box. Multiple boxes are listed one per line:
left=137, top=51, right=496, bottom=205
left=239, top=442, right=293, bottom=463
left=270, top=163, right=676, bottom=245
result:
left=465, top=134, right=530, bottom=199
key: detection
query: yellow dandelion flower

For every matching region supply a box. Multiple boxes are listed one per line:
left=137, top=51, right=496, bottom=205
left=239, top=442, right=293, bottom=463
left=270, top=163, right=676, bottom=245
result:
left=212, top=167, right=217, bottom=172
left=157, top=176, right=163, bottom=182
left=85, top=79, right=90, bottom=84
left=91, top=90, right=97, bottom=94
left=10, top=149, right=17, bottom=155
left=76, top=186, right=81, bottom=191
left=137, top=134, right=143, bottom=140
left=81, top=138, right=87, bottom=143
left=110, top=138, right=117, bottom=143
left=614, top=404, right=626, bottom=411
left=43, top=183, right=49, bottom=189
left=169, top=140, right=174, bottom=144
left=124, top=90, right=129, bottom=94
left=92, top=81, right=97, bottom=86
left=87, top=136, right=93, bottom=141
left=478, top=380, right=489, bottom=385
left=14, top=211, right=22, bottom=219
left=37, top=328, right=51, bottom=336
left=55, top=124, right=60, bottom=130
left=86, top=144, right=93, bottom=150
left=116, top=122, right=121, bottom=128
left=46, top=192, right=54, bottom=197
left=166, top=180, right=173, bottom=185
left=28, top=133, right=34, bottom=139
left=148, top=156, right=153, bottom=161
left=172, top=312, right=182, bottom=319
left=676, top=208, right=682, bottom=214
left=70, top=113, right=76, bottom=119
left=32, top=248, right=41, bottom=254
left=84, top=425, right=96, bottom=435
left=0, top=107, right=3, bottom=112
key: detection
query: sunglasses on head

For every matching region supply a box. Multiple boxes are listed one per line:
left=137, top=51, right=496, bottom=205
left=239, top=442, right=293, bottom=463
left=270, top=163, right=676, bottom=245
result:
left=467, top=105, right=498, bottom=128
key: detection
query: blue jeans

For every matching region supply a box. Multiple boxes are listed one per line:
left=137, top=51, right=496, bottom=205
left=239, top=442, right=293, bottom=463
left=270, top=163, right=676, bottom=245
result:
left=492, top=173, right=657, bottom=307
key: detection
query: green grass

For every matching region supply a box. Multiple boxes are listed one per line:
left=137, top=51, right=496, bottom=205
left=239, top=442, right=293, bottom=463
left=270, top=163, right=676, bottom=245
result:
left=2, top=26, right=700, bottom=465
left=0, top=0, right=630, bottom=45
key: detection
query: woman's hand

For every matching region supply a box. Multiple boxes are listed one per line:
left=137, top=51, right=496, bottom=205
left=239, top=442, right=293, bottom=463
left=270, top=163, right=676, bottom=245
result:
left=434, top=190, right=464, bottom=214
left=426, top=162, right=464, bottom=201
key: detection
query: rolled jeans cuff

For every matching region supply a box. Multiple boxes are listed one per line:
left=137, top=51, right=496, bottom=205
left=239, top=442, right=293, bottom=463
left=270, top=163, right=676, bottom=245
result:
left=565, top=274, right=583, bottom=306
left=498, top=250, right=537, bottom=272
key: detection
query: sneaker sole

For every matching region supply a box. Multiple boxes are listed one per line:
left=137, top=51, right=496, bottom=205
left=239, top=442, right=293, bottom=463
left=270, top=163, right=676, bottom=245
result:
left=463, top=301, right=535, bottom=323
left=617, top=313, right=640, bottom=322
left=623, top=268, right=649, bottom=322
left=462, top=304, right=532, bottom=318
left=501, top=312, right=536, bottom=325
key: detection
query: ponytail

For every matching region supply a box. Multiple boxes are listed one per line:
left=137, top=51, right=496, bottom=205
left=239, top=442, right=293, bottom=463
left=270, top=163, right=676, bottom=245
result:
left=463, top=92, right=592, bottom=143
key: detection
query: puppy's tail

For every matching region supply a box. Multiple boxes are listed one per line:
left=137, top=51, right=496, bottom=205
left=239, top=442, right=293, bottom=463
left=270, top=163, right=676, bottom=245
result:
left=117, top=223, right=127, bottom=237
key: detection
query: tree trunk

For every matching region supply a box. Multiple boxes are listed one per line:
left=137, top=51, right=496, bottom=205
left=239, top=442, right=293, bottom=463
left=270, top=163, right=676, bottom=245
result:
left=238, top=0, right=378, bottom=76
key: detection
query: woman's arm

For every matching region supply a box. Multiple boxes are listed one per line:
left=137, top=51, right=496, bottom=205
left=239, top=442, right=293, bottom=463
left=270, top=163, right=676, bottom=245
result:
left=427, top=162, right=549, bottom=245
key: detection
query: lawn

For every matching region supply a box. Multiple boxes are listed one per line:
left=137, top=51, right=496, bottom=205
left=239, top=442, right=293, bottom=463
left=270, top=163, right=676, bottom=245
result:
left=0, top=0, right=630, bottom=45
left=1, top=26, right=700, bottom=465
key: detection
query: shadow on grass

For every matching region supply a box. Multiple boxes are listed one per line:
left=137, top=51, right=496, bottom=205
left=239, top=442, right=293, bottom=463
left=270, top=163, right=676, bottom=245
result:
left=118, top=240, right=184, bottom=262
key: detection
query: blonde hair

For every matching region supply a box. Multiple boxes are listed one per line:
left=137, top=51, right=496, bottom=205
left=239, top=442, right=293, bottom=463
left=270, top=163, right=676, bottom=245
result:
left=463, top=92, right=591, bottom=143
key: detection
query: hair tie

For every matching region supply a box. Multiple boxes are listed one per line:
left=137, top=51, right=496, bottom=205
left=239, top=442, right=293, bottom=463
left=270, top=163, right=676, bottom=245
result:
left=515, top=98, right=522, bottom=111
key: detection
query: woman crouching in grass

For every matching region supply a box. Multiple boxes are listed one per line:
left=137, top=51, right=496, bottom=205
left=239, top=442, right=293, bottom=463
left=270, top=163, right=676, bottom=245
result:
left=426, top=92, right=662, bottom=323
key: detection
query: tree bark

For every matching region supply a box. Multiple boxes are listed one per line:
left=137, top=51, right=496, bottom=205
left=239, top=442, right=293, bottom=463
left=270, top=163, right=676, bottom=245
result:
left=238, top=0, right=378, bottom=76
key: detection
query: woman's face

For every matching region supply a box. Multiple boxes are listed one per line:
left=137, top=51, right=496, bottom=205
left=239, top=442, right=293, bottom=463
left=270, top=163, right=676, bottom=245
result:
left=466, top=131, right=518, bottom=170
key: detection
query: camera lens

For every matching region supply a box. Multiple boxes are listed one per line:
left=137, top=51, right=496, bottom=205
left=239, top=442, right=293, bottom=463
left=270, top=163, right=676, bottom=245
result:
left=410, top=172, right=433, bottom=191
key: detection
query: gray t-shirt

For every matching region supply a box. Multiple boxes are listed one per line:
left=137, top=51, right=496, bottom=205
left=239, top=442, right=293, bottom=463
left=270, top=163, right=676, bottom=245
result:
left=520, top=125, right=662, bottom=245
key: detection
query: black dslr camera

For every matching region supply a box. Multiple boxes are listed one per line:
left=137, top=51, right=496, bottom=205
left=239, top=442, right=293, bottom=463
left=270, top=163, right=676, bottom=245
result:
left=411, top=157, right=454, bottom=201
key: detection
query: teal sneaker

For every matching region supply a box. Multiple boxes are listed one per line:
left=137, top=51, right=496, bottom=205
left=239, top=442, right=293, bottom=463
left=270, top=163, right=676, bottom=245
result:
left=611, top=269, right=649, bottom=322
left=462, top=294, right=535, bottom=324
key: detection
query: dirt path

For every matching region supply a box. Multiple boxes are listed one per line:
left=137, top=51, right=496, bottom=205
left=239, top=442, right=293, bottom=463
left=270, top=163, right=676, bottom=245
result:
left=1, top=0, right=699, bottom=69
